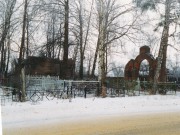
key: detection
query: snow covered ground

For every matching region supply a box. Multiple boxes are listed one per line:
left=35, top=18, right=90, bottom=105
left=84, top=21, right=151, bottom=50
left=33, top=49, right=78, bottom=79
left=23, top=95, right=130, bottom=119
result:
left=1, top=90, right=180, bottom=130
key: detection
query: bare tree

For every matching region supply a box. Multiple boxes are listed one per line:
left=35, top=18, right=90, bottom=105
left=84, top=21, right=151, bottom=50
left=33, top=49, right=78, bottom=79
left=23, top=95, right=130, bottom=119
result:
left=72, top=0, right=94, bottom=79
left=0, top=0, right=16, bottom=76
left=94, top=0, right=135, bottom=96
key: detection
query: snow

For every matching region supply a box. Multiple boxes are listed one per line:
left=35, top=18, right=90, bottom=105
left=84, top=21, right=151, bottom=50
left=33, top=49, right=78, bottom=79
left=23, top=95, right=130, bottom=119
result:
left=1, top=90, right=180, bottom=129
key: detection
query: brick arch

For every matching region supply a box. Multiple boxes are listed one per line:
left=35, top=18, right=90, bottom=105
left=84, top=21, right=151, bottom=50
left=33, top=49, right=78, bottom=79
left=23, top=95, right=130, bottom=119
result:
left=124, top=59, right=135, bottom=81
left=134, top=53, right=156, bottom=81
left=124, top=46, right=157, bottom=81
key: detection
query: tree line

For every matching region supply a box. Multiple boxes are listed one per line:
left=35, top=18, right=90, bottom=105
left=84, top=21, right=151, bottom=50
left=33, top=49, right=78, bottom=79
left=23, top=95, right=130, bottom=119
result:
left=0, top=0, right=180, bottom=97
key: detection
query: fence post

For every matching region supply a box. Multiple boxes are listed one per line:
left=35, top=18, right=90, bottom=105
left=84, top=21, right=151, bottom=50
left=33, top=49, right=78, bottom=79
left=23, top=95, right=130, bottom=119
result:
left=97, top=82, right=100, bottom=97
left=84, top=85, right=87, bottom=98
left=175, top=81, right=177, bottom=94
left=123, top=86, right=125, bottom=96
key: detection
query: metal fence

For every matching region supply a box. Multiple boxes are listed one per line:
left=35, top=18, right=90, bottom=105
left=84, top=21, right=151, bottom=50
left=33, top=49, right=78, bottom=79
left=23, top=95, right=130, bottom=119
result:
left=106, top=79, right=177, bottom=96
left=25, top=80, right=100, bottom=103
left=26, top=75, right=63, bottom=91
left=0, top=86, right=18, bottom=105
left=0, top=76, right=177, bottom=105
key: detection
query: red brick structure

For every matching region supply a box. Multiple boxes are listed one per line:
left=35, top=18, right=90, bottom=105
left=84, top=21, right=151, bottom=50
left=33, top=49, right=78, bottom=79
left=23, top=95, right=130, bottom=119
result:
left=24, top=56, right=75, bottom=79
left=124, top=46, right=157, bottom=81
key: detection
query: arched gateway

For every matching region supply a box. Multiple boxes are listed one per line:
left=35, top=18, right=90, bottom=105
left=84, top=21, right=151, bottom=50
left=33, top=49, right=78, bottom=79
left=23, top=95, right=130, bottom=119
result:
left=124, top=46, right=157, bottom=81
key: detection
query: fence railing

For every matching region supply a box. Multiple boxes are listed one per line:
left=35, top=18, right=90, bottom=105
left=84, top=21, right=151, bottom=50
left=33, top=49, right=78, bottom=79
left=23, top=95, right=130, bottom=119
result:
left=0, top=76, right=178, bottom=105
left=107, top=79, right=177, bottom=96
left=26, top=75, right=63, bottom=91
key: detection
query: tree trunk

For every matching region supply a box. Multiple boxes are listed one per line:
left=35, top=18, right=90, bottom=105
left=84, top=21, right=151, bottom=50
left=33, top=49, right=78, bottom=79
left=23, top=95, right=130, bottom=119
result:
left=57, top=23, right=62, bottom=59
left=18, top=0, right=28, bottom=102
left=79, top=0, right=94, bottom=79
left=79, top=6, right=84, bottom=79
left=19, top=0, right=28, bottom=65
left=98, top=1, right=106, bottom=97
left=98, top=32, right=106, bottom=97
left=79, top=39, right=84, bottom=79
left=52, top=17, right=55, bottom=59
left=87, top=55, right=91, bottom=77
left=46, top=32, right=51, bottom=58
left=159, top=44, right=168, bottom=82
left=0, top=42, right=5, bottom=74
left=21, top=67, right=26, bottom=102
left=0, top=29, right=8, bottom=75
left=153, top=0, right=170, bottom=93
left=91, top=37, right=100, bottom=78
left=63, top=0, right=69, bottom=79
left=5, top=34, right=11, bottom=77
left=26, top=15, right=29, bottom=58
